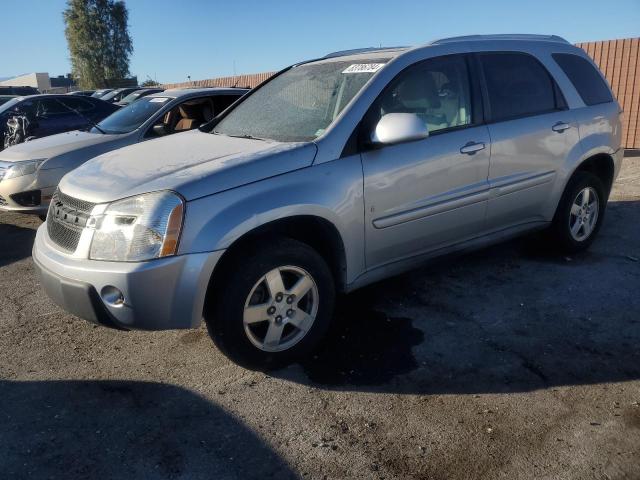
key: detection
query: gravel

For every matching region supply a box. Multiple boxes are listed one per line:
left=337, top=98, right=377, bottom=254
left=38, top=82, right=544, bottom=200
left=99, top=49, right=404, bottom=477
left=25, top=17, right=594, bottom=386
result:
left=0, top=158, right=639, bottom=479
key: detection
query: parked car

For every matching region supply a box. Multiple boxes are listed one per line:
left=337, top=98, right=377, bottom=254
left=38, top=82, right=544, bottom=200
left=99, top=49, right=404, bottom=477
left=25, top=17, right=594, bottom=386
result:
left=116, top=88, right=164, bottom=106
left=91, top=89, right=114, bottom=98
left=0, top=86, right=40, bottom=96
left=67, top=90, right=96, bottom=97
left=0, top=88, right=246, bottom=215
left=0, top=94, right=119, bottom=152
left=33, top=35, right=622, bottom=367
left=99, top=87, right=141, bottom=104
left=0, top=95, right=17, bottom=106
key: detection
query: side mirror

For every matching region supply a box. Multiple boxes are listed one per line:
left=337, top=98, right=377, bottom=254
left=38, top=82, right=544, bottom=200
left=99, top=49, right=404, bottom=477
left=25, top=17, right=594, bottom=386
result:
left=371, top=113, right=428, bottom=146
left=152, top=124, right=167, bottom=137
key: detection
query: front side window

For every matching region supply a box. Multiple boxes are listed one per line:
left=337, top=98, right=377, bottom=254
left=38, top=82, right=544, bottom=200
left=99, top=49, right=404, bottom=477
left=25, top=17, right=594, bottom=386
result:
left=93, top=97, right=170, bottom=134
left=480, top=52, right=559, bottom=122
left=371, top=54, right=472, bottom=134
left=552, top=53, right=613, bottom=106
left=214, top=59, right=389, bottom=142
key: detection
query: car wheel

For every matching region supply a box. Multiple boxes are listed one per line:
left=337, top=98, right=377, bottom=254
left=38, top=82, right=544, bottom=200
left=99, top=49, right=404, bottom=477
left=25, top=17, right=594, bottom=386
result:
left=549, top=171, right=606, bottom=253
left=205, top=237, right=336, bottom=368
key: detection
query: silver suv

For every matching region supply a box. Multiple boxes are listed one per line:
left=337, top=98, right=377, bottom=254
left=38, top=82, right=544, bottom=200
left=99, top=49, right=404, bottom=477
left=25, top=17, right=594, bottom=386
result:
left=33, top=35, right=623, bottom=367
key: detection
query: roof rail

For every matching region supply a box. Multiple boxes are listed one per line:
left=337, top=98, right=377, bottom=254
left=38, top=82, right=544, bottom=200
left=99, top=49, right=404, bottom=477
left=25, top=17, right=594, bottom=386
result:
left=430, top=34, right=570, bottom=45
left=323, top=46, right=407, bottom=59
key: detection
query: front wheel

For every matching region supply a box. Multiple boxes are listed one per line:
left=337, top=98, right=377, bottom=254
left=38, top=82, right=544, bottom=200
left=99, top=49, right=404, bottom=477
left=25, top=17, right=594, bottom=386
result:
left=205, top=238, right=335, bottom=368
left=548, top=171, right=607, bottom=253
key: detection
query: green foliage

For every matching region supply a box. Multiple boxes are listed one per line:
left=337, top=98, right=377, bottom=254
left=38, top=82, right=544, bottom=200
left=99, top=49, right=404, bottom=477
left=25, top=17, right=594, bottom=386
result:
left=141, top=77, right=160, bottom=87
left=63, top=0, right=133, bottom=89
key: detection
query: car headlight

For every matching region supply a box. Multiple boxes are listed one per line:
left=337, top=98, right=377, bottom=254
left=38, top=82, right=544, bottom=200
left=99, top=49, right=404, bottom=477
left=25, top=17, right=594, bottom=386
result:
left=89, top=191, right=184, bottom=262
left=3, top=160, right=44, bottom=180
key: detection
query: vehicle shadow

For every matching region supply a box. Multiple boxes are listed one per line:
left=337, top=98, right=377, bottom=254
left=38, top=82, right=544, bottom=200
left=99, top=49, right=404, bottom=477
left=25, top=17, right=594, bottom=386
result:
left=0, top=380, right=297, bottom=480
left=275, top=200, right=640, bottom=394
left=0, top=213, right=39, bottom=268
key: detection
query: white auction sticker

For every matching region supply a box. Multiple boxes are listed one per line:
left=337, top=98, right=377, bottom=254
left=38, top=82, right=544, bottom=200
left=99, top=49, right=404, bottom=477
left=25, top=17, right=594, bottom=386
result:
left=342, top=63, right=385, bottom=74
left=149, top=97, right=170, bottom=103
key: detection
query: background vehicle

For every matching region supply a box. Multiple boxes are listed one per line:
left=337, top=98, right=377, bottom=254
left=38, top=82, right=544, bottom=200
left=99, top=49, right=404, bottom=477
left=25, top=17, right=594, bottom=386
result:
left=0, top=94, right=118, bottom=151
left=91, top=89, right=114, bottom=98
left=0, top=95, right=17, bottom=106
left=0, top=88, right=247, bottom=215
left=0, top=86, right=40, bottom=96
left=116, top=88, right=164, bottom=106
left=33, top=35, right=622, bottom=367
left=98, top=87, right=141, bottom=103
left=67, top=90, right=95, bottom=97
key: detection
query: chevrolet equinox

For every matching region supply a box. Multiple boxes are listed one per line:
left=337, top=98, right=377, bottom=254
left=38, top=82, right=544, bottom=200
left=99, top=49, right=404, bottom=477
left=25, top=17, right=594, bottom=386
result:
left=33, top=35, right=623, bottom=366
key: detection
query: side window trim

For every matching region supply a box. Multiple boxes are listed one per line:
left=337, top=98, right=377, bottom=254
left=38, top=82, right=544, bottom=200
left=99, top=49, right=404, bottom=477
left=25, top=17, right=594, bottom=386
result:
left=476, top=51, right=567, bottom=124
left=346, top=53, right=481, bottom=156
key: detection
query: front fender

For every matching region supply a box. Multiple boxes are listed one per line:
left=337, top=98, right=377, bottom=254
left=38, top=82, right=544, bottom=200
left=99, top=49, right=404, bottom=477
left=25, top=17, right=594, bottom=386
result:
left=178, top=154, right=366, bottom=285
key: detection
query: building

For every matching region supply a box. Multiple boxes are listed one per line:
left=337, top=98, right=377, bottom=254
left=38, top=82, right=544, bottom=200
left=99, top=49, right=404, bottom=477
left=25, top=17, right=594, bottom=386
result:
left=163, top=37, right=640, bottom=150
left=0, top=73, right=52, bottom=92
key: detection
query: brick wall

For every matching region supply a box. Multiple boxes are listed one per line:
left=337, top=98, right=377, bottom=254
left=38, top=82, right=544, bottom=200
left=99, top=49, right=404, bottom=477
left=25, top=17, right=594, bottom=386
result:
left=164, top=37, right=640, bottom=149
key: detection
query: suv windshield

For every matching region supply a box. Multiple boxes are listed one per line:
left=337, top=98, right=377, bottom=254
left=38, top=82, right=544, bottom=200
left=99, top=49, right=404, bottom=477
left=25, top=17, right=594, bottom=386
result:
left=213, top=59, right=387, bottom=142
left=92, top=96, right=170, bottom=134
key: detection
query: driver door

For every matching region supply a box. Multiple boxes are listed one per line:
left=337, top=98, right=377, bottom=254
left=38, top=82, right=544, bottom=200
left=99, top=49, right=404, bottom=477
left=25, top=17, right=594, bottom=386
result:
left=361, top=54, right=491, bottom=269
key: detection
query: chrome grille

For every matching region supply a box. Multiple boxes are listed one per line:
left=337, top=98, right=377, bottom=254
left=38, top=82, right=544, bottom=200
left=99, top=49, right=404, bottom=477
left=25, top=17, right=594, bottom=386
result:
left=47, top=189, right=96, bottom=252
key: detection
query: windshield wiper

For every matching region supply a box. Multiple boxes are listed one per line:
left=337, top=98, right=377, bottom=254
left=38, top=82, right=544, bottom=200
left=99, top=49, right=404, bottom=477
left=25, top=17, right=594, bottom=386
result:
left=213, top=131, right=268, bottom=142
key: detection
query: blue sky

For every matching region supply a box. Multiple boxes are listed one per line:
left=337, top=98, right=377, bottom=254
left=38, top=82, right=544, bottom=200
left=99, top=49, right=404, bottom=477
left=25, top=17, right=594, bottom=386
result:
left=3, top=0, right=639, bottom=84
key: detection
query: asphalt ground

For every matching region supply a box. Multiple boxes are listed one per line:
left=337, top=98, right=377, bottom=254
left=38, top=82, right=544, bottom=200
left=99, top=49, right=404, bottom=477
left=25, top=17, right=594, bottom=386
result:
left=0, top=158, right=639, bottom=479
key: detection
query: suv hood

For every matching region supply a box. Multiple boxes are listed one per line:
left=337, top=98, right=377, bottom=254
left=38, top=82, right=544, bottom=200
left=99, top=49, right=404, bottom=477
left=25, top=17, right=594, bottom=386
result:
left=59, top=130, right=318, bottom=203
left=0, top=130, right=125, bottom=166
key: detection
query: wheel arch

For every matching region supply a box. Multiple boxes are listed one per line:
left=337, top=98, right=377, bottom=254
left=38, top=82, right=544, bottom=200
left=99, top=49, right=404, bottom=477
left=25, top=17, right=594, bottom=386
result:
left=203, top=215, right=349, bottom=318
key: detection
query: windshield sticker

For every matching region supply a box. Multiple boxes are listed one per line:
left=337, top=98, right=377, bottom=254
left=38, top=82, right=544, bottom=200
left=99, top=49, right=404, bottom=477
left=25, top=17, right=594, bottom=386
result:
left=149, top=97, right=170, bottom=103
left=342, top=63, right=385, bottom=74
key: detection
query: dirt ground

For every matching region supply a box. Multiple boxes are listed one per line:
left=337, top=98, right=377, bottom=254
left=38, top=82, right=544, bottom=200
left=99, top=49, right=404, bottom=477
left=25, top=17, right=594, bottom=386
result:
left=0, top=157, right=639, bottom=480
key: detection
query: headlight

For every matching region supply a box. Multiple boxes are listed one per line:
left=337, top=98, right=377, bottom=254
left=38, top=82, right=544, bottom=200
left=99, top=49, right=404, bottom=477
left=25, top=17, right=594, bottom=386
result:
left=3, top=160, right=44, bottom=180
left=89, top=191, right=184, bottom=262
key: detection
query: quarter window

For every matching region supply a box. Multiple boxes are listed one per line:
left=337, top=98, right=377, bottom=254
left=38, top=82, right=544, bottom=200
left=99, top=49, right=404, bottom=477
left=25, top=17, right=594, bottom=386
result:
left=480, top=53, right=559, bottom=122
left=552, top=53, right=613, bottom=106
left=373, top=55, right=473, bottom=134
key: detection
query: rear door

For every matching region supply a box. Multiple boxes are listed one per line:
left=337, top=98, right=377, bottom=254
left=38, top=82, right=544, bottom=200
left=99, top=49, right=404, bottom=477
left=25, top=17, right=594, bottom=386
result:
left=478, top=52, right=580, bottom=231
left=361, top=54, right=491, bottom=269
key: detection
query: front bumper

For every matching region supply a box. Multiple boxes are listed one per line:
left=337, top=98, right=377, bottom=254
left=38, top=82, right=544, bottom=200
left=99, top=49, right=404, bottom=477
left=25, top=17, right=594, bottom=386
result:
left=0, top=172, right=53, bottom=215
left=33, top=224, right=224, bottom=330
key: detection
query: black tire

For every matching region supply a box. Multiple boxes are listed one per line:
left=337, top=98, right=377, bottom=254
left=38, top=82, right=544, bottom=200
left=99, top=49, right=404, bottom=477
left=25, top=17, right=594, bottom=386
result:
left=547, top=171, right=606, bottom=253
left=205, top=237, right=336, bottom=369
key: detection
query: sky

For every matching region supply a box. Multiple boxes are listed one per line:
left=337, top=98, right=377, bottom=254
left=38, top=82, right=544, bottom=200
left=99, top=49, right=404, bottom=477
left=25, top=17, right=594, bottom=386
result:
left=3, top=0, right=640, bottom=84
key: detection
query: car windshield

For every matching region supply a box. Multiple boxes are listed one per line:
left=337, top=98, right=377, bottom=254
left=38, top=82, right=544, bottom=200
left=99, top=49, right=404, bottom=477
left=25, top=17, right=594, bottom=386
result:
left=213, top=59, right=387, bottom=142
left=0, top=97, right=22, bottom=114
left=92, top=96, right=171, bottom=134
left=119, top=91, right=145, bottom=105
left=0, top=96, right=18, bottom=107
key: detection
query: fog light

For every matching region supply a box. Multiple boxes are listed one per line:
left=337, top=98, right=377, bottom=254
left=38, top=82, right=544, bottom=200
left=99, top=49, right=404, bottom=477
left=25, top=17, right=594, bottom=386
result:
left=10, top=189, right=41, bottom=207
left=101, top=286, right=125, bottom=307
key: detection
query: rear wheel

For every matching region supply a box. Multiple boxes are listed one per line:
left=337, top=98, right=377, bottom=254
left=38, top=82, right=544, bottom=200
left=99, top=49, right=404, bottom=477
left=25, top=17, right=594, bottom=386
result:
left=205, top=238, right=335, bottom=368
left=548, top=171, right=606, bottom=253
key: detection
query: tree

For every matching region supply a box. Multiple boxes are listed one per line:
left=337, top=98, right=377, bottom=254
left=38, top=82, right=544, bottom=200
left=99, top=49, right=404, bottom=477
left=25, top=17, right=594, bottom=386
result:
left=140, top=76, right=160, bottom=87
left=63, top=0, right=133, bottom=89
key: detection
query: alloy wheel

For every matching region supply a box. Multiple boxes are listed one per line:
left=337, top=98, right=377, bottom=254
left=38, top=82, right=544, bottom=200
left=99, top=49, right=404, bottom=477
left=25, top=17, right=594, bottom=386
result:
left=243, top=265, right=319, bottom=352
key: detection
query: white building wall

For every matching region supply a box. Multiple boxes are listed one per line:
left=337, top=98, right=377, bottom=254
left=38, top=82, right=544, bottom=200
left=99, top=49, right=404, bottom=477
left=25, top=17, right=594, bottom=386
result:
left=0, top=73, right=51, bottom=91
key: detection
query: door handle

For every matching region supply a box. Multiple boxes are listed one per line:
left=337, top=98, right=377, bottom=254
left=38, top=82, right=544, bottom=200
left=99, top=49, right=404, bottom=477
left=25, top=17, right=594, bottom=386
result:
left=460, top=141, right=485, bottom=155
left=552, top=121, right=571, bottom=133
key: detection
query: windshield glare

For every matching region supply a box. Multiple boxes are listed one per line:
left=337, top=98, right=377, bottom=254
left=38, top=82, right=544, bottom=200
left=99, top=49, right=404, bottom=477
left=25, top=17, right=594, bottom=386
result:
left=92, top=97, right=170, bottom=134
left=214, top=59, right=386, bottom=142
left=0, top=97, right=23, bottom=114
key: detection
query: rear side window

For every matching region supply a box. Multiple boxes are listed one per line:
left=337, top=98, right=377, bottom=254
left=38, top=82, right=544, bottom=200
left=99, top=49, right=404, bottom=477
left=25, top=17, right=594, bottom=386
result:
left=480, top=52, right=560, bottom=122
left=552, top=53, right=613, bottom=106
